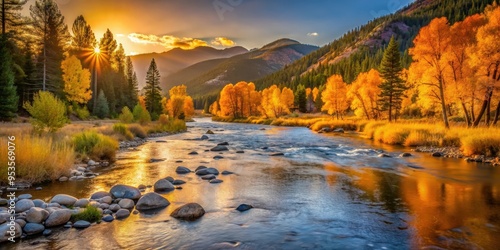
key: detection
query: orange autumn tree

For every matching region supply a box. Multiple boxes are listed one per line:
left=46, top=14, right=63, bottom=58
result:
left=468, top=4, right=500, bottom=126
left=219, top=81, right=261, bottom=118
left=321, top=74, right=349, bottom=119
left=260, top=85, right=294, bottom=118
left=164, top=85, right=195, bottom=119
left=347, top=69, right=382, bottom=119
left=409, top=17, right=452, bottom=128
left=61, top=55, right=92, bottom=105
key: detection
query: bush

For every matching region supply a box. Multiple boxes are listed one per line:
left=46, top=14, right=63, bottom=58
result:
left=133, top=104, right=151, bottom=125
left=75, top=106, right=90, bottom=120
left=113, top=123, right=134, bottom=140
left=128, top=124, right=147, bottom=139
left=0, top=134, right=75, bottom=184
left=72, top=131, right=119, bottom=161
left=159, top=114, right=169, bottom=126
left=23, top=91, right=68, bottom=133
left=71, top=206, right=101, bottom=223
left=119, top=106, right=134, bottom=123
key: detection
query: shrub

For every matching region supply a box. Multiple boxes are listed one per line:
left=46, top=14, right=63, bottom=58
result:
left=0, top=134, right=75, bottom=184
left=133, top=104, right=151, bottom=125
left=159, top=114, right=169, bottom=126
left=75, top=106, right=90, bottom=120
left=71, top=206, right=101, bottom=223
left=118, top=106, right=134, bottom=123
left=72, top=131, right=119, bottom=161
left=23, top=91, right=68, bottom=133
left=128, top=124, right=147, bottom=139
left=113, top=123, right=134, bottom=140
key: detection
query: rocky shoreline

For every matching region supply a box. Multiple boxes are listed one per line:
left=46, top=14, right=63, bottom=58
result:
left=414, top=146, right=500, bottom=166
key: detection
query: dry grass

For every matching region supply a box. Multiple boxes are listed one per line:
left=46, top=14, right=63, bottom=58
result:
left=458, top=128, right=500, bottom=157
left=72, top=131, right=119, bottom=162
left=0, top=134, right=75, bottom=184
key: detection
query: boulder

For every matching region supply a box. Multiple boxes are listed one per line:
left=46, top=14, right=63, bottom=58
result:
left=109, top=204, right=121, bottom=212
left=90, top=191, right=111, bottom=200
left=15, top=219, right=26, bottom=228
left=201, top=174, right=216, bottom=180
left=206, top=168, right=219, bottom=175
left=110, top=185, right=142, bottom=200
left=172, top=180, right=186, bottom=185
left=400, top=152, right=412, bottom=157
left=115, top=209, right=130, bottom=219
left=149, top=158, right=165, bottom=163
left=188, top=151, right=198, bottom=155
left=26, top=207, right=49, bottom=223
left=154, top=179, right=175, bottom=192
left=378, top=153, right=392, bottom=158
left=58, top=176, right=68, bottom=182
left=217, top=142, right=229, bottom=146
left=209, top=179, right=223, bottom=184
left=74, top=198, right=90, bottom=208
left=201, top=135, right=209, bottom=140
left=270, top=152, right=285, bottom=156
left=15, top=199, right=35, bottom=213
left=333, top=128, right=345, bottom=133
left=136, top=193, right=170, bottom=211
left=175, top=166, right=191, bottom=174
left=196, top=168, right=210, bottom=176
left=236, top=204, right=253, bottom=212
left=18, top=194, right=32, bottom=200
left=195, top=166, right=207, bottom=172
left=100, top=196, right=113, bottom=204
left=221, top=171, right=234, bottom=175
left=213, top=156, right=224, bottom=160
left=171, top=203, right=205, bottom=221
left=0, top=222, right=22, bottom=243
left=73, top=220, right=91, bottom=229
left=42, top=229, right=52, bottom=236
left=50, top=194, right=78, bottom=206
left=88, top=160, right=97, bottom=166
left=211, top=145, right=229, bottom=152
left=206, top=130, right=215, bottom=134
left=32, top=199, right=45, bottom=208
left=432, top=152, right=443, bottom=157
left=45, top=209, right=72, bottom=227
left=102, top=215, right=114, bottom=222
left=236, top=151, right=245, bottom=154
left=118, top=199, right=135, bottom=209
left=23, top=223, right=45, bottom=235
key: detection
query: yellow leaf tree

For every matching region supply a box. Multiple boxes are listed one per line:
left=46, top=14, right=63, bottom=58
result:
left=321, top=75, right=349, bottom=119
left=260, top=85, right=294, bottom=118
left=165, top=85, right=195, bottom=119
left=219, top=81, right=261, bottom=118
left=348, top=69, right=382, bottom=119
left=61, top=55, right=92, bottom=104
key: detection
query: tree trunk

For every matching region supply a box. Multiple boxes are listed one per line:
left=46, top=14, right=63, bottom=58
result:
left=439, top=79, right=450, bottom=128
left=486, top=93, right=492, bottom=126
left=461, top=101, right=471, bottom=127
left=1, top=0, right=5, bottom=35
left=493, top=101, right=500, bottom=126
left=388, top=94, right=393, bottom=122
left=473, top=95, right=491, bottom=127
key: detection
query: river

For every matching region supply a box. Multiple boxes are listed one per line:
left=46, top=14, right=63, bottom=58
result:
left=4, top=118, right=500, bottom=249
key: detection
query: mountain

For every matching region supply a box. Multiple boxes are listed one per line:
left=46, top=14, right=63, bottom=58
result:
left=163, top=38, right=319, bottom=98
left=130, top=46, right=248, bottom=87
left=255, top=0, right=494, bottom=90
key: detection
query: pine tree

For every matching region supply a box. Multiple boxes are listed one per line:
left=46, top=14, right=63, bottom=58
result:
left=144, top=58, right=162, bottom=116
left=0, top=36, right=18, bottom=120
left=1, top=0, right=27, bottom=35
left=94, top=90, right=109, bottom=118
left=125, top=56, right=138, bottom=109
left=295, top=84, right=307, bottom=113
left=378, top=37, right=406, bottom=122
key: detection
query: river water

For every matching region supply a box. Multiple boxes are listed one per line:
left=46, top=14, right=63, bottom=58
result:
left=5, top=118, right=500, bottom=249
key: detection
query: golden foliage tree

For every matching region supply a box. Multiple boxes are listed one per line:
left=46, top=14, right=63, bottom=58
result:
left=219, top=81, right=261, bottom=118
left=164, top=85, right=195, bottom=119
left=260, top=85, right=294, bottom=118
left=348, top=69, right=382, bottom=119
left=321, top=75, right=349, bottom=119
left=61, top=55, right=92, bottom=104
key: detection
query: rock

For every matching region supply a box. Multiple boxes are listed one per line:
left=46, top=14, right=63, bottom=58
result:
left=165, top=176, right=175, bottom=183
left=90, top=191, right=112, bottom=200
left=206, top=130, right=215, bottom=134
left=211, top=145, right=229, bottom=152
left=175, top=160, right=183, bottom=163
left=206, top=168, right=219, bottom=175
left=175, top=186, right=183, bottom=190
left=45, top=209, right=72, bottom=227
left=0, top=198, right=7, bottom=206
left=15, top=199, right=35, bottom=213
left=26, top=207, right=49, bottom=223
left=35, top=187, right=43, bottom=190
left=333, top=128, right=345, bottom=133
left=201, top=174, right=216, bottom=180
left=261, top=147, right=269, bottom=150
left=260, top=128, right=266, bottom=130
left=32, top=199, right=45, bottom=208
left=109, top=204, right=121, bottom=212
left=98, top=203, right=110, bottom=210
left=154, top=179, right=175, bottom=192
left=99, top=196, right=113, bottom=204
left=221, top=171, right=234, bottom=175
left=209, top=179, right=223, bottom=184
left=171, top=203, right=205, bottom=221
left=236, top=204, right=253, bottom=212
left=188, top=151, right=198, bottom=155
left=23, top=223, right=45, bottom=235
left=73, top=220, right=91, bottom=229
left=15, top=219, right=26, bottom=228
left=110, top=185, right=142, bottom=200
left=46, top=203, right=61, bottom=208
left=149, top=158, right=165, bottom=163
left=432, top=152, right=443, bottom=157
left=0, top=222, right=22, bottom=242
left=18, top=194, right=32, bottom=200
left=88, top=160, right=97, bottom=166
left=115, top=209, right=130, bottom=219
left=175, top=166, right=191, bottom=174
left=195, top=166, right=207, bottom=172
left=172, top=180, right=186, bottom=185
left=118, top=199, right=135, bottom=209
left=270, top=152, right=285, bottom=156
left=103, top=209, right=112, bottom=215
left=74, top=198, right=90, bottom=208
left=218, top=142, right=229, bottom=146
left=138, top=184, right=146, bottom=189
left=201, top=135, right=209, bottom=140
left=58, top=176, right=68, bottom=182
left=50, top=194, right=78, bottom=206
left=213, top=155, right=224, bottom=160
left=102, top=215, right=114, bottom=222
left=236, top=150, right=245, bottom=154
left=320, top=127, right=332, bottom=133
left=400, top=152, right=412, bottom=157
left=196, top=168, right=210, bottom=176
left=42, top=229, right=52, bottom=236
left=378, top=153, right=392, bottom=158
left=136, top=193, right=170, bottom=211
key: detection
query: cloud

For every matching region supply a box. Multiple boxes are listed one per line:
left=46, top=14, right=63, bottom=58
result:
left=307, top=32, right=319, bottom=37
left=211, top=37, right=236, bottom=47
left=128, top=33, right=208, bottom=50
left=116, top=34, right=125, bottom=37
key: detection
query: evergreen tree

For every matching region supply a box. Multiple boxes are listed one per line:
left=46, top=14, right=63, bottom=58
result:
left=1, top=0, right=27, bottom=35
left=125, top=56, right=138, bottom=109
left=30, top=0, right=70, bottom=97
left=203, top=98, right=210, bottom=114
left=378, top=37, right=406, bottom=122
left=70, top=15, right=96, bottom=69
left=0, top=36, right=18, bottom=120
left=295, top=84, right=307, bottom=113
left=94, top=90, right=109, bottom=118
left=144, top=58, right=162, bottom=116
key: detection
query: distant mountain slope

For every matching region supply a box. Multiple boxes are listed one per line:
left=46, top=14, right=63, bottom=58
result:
left=130, top=46, right=248, bottom=87
left=163, top=38, right=319, bottom=98
left=255, top=0, right=494, bottom=89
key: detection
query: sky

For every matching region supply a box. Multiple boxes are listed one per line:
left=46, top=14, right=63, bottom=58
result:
left=23, top=0, right=414, bottom=55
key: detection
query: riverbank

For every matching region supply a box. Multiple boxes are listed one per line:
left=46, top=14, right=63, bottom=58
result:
left=212, top=116, right=500, bottom=165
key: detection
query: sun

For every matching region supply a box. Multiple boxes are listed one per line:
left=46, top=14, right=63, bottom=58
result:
left=94, top=47, right=101, bottom=54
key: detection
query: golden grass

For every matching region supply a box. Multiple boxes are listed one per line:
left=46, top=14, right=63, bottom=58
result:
left=458, top=129, right=500, bottom=157
left=0, top=134, right=75, bottom=184
left=72, top=131, right=119, bottom=162
left=113, top=123, right=134, bottom=141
